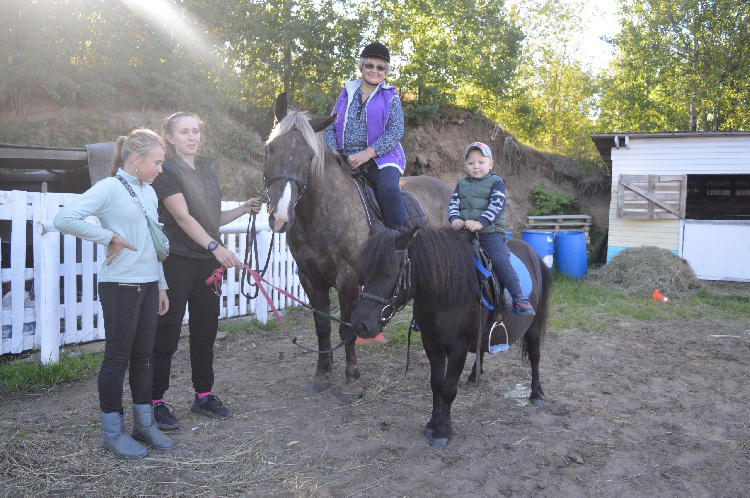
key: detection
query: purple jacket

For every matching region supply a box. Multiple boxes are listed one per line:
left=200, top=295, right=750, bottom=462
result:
left=332, top=79, right=406, bottom=172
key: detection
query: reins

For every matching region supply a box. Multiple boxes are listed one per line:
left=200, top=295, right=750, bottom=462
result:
left=240, top=212, right=274, bottom=299
left=357, top=249, right=412, bottom=328
left=206, top=264, right=356, bottom=354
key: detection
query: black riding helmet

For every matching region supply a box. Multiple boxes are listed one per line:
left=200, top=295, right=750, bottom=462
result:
left=360, top=42, right=390, bottom=62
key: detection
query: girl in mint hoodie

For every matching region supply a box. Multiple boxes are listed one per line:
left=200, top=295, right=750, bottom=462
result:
left=54, top=128, right=174, bottom=459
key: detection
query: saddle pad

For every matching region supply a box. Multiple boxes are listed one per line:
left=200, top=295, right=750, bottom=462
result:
left=402, top=190, right=426, bottom=224
left=360, top=178, right=425, bottom=227
left=502, top=251, right=533, bottom=305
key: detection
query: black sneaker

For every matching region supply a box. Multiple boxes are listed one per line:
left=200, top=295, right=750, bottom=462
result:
left=513, top=298, right=536, bottom=317
left=153, top=401, right=180, bottom=430
left=191, top=394, right=233, bottom=420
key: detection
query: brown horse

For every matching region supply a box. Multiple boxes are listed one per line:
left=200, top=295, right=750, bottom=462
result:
left=351, top=226, right=552, bottom=446
left=263, top=93, right=452, bottom=401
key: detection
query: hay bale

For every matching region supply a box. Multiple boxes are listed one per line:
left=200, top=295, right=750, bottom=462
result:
left=591, top=246, right=703, bottom=297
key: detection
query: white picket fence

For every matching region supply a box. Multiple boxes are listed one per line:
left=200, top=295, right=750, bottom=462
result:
left=0, top=189, right=307, bottom=363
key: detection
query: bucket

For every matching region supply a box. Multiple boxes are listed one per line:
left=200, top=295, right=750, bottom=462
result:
left=554, top=231, right=587, bottom=279
left=521, top=230, right=554, bottom=270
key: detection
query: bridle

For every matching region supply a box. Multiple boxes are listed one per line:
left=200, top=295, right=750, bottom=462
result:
left=357, top=248, right=412, bottom=329
left=262, top=136, right=314, bottom=212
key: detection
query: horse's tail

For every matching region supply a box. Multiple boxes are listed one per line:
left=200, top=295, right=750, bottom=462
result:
left=522, top=248, right=553, bottom=358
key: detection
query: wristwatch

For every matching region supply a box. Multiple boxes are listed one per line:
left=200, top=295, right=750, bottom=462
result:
left=207, top=240, right=219, bottom=251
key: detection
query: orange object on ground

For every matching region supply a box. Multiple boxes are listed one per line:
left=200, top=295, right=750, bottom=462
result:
left=651, top=289, right=670, bottom=303
left=355, top=333, right=389, bottom=345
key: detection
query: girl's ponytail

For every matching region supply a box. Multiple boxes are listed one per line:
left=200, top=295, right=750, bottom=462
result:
left=110, top=129, right=164, bottom=176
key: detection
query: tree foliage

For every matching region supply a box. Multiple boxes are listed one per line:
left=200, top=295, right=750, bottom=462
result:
left=0, top=0, right=224, bottom=113
left=599, top=0, right=750, bottom=132
left=491, top=0, right=602, bottom=164
left=9, top=0, right=748, bottom=168
left=183, top=0, right=367, bottom=124
left=367, top=0, right=523, bottom=112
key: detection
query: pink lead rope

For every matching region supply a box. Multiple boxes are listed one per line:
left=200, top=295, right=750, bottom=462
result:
left=206, top=265, right=357, bottom=352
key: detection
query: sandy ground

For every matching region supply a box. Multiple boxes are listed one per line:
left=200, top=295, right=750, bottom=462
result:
left=1, top=304, right=749, bottom=497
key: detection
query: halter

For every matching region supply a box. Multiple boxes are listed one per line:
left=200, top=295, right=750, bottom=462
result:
left=358, top=249, right=412, bottom=329
left=262, top=134, right=314, bottom=210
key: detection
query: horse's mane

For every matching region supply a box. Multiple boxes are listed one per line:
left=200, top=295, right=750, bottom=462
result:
left=359, top=227, right=477, bottom=305
left=266, top=111, right=329, bottom=179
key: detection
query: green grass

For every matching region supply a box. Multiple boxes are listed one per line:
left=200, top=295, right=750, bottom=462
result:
left=550, top=273, right=750, bottom=335
left=218, top=316, right=281, bottom=337
left=0, top=352, right=103, bottom=393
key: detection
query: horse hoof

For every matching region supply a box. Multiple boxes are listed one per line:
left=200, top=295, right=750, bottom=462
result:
left=305, top=382, right=329, bottom=394
left=530, top=398, right=543, bottom=408
left=340, top=392, right=363, bottom=403
left=430, top=438, right=449, bottom=448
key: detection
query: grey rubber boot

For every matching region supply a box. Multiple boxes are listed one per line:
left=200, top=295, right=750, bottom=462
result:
left=131, top=403, right=175, bottom=451
left=100, top=410, right=148, bottom=459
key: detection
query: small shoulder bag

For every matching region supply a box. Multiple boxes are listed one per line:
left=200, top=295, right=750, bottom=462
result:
left=116, top=175, right=170, bottom=262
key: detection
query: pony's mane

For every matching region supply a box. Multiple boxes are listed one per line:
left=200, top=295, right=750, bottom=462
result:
left=266, top=111, right=329, bottom=179
left=358, top=227, right=477, bottom=304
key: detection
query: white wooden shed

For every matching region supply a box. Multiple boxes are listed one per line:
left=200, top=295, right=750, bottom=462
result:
left=591, top=132, right=750, bottom=282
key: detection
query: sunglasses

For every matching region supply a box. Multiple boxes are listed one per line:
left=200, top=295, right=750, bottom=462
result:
left=363, top=62, right=387, bottom=72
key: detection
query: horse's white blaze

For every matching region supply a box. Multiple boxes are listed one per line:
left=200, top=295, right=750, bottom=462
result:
left=273, top=181, right=294, bottom=232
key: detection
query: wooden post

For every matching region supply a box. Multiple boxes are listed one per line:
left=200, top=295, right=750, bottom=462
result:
left=36, top=219, right=60, bottom=365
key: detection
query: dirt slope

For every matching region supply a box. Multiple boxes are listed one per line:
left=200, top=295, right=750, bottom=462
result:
left=2, top=106, right=611, bottom=237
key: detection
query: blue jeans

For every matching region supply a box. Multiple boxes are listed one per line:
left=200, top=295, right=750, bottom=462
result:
left=478, top=232, right=525, bottom=301
left=365, top=163, right=406, bottom=229
left=98, top=281, right=159, bottom=412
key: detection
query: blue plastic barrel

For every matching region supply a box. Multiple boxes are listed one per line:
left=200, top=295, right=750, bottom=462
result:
left=506, top=232, right=513, bottom=239
left=554, top=231, right=587, bottom=279
left=521, top=230, right=554, bottom=270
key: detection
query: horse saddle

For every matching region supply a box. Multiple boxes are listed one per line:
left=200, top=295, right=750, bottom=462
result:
left=473, top=241, right=503, bottom=312
left=350, top=168, right=426, bottom=230
left=473, top=240, right=534, bottom=311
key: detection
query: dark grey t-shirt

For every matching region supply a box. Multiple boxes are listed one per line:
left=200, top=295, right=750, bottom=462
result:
left=151, top=155, right=222, bottom=259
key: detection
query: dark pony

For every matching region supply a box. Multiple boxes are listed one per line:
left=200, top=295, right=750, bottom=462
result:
left=263, top=93, right=453, bottom=402
left=352, top=226, right=552, bottom=447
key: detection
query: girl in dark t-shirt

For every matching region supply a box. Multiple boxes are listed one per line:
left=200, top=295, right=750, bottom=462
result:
left=149, top=112, right=262, bottom=430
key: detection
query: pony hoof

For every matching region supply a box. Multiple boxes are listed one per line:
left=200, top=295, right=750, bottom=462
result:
left=530, top=398, right=543, bottom=408
left=340, top=392, right=363, bottom=403
left=430, top=438, right=449, bottom=448
left=305, top=383, right=329, bottom=394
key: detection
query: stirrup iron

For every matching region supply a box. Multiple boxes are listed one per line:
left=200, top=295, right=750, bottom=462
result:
left=488, top=321, right=509, bottom=354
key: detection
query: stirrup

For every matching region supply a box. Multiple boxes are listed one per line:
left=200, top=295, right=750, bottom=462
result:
left=487, top=321, right=509, bottom=354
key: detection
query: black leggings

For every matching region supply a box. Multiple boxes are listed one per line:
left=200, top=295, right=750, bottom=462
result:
left=152, top=255, right=220, bottom=399
left=97, top=281, right=159, bottom=413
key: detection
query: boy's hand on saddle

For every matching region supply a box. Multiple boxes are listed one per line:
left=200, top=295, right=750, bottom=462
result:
left=464, top=220, right=483, bottom=232
left=451, top=219, right=465, bottom=230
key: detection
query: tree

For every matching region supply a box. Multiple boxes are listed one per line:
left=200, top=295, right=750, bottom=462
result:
left=493, top=0, right=601, bottom=163
left=185, top=0, right=367, bottom=122
left=367, top=0, right=523, bottom=110
left=0, top=0, right=224, bottom=112
left=599, top=0, right=750, bottom=132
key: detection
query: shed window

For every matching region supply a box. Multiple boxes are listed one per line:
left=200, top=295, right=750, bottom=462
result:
left=685, top=175, right=750, bottom=220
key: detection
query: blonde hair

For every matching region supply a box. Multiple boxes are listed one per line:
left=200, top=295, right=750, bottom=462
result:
left=357, top=57, right=391, bottom=77
left=266, top=111, right=327, bottom=180
left=161, top=111, right=203, bottom=159
left=111, top=129, right=165, bottom=176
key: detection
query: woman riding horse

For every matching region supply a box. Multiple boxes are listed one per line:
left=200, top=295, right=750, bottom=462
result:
left=325, top=42, right=407, bottom=229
